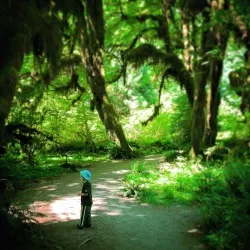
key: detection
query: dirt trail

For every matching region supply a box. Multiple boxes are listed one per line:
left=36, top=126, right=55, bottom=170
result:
left=14, top=154, right=205, bottom=250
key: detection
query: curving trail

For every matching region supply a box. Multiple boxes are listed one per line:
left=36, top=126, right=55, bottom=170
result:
left=14, top=155, right=205, bottom=250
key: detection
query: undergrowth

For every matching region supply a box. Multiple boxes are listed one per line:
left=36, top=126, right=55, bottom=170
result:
left=123, top=157, right=250, bottom=250
left=0, top=151, right=108, bottom=189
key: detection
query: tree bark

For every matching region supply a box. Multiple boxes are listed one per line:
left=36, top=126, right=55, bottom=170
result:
left=204, top=60, right=222, bottom=147
left=190, top=0, right=229, bottom=157
left=0, top=70, right=19, bottom=155
left=79, top=0, right=132, bottom=157
left=203, top=0, right=229, bottom=147
left=0, top=36, right=24, bottom=155
left=161, top=0, right=171, bottom=51
left=190, top=69, right=208, bottom=158
left=190, top=9, right=211, bottom=158
left=181, top=11, right=192, bottom=71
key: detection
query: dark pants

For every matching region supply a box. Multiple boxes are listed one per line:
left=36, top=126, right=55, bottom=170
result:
left=79, top=204, right=92, bottom=227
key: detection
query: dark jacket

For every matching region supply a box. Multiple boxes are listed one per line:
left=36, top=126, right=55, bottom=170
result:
left=81, top=181, right=92, bottom=205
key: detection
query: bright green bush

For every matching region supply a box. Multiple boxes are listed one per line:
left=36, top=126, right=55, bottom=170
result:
left=200, top=160, right=250, bottom=250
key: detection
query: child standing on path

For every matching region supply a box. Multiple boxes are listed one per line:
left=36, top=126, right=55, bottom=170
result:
left=77, top=170, right=92, bottom=229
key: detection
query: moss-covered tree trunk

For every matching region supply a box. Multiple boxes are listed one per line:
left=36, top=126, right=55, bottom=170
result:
left=190, top=71, right=208, bottom=158
left=0, top=1, right=27, bottom=154
left=190, top=9, right=211, bottom=158
left=0, top=0, right=63, bottom=156
left=0, top=69, right=20, bottom=155
left=190, top=0, right=229, bottom=157
left=204, top=61, right=222, bottom=147
left=181, top=11, right=192, bottom=72
left=203, top=0, right=229, bottom=147
left=204, top=54, right=227, bottom=147
left=79, top=0, right=132, bottom=157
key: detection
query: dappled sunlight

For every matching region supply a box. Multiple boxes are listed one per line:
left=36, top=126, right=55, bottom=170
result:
left=35, top=185, right=57, bottom=191
left=217, top=131, right=233, bottom=140
left=136, top=214, right=145, bottom=217
left=17, top=154, right=166, bottom=227
left=50, top=196, right=80, bottom=220
left=92, top=197, right=108, bottom=210
left=140, top=203, right=149, bottom=207
left=111, top=169, right=129, bottom=175
left=106, top=210, right=122, bottom=216
left=95, top=183, right=110, bottom=190
left=143, top=155, right=165, bottom=162
left=105, top=180, right=120, bottom=184
left=156, top=176, right=171, bottom=185
left=11, top=154, right=206, bottom=250
left=28, top=196, right=81, bottom=223
left=67, top=182, right=79, bottom=187
left=94, top=178, right=123, bottom=191
left=110, top=159, right=123, bottom=163
left=187, top=228, right=201, bottom=234
left=27, top=190, right=130, bottom=224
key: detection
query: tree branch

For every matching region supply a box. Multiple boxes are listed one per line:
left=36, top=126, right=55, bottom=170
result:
left=107, top=28, right=157, bottom=84
left=126, top=43, right=194, bottom=105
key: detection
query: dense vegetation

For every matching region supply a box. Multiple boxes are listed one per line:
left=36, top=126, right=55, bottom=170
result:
left=0, top=0, right=250, bottom=249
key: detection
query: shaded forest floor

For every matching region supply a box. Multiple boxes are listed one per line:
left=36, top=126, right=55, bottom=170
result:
left=14, top=154, right=206, bottom=250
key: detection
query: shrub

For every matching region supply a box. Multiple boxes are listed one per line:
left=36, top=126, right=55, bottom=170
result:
left=199, top=160, right=250, bottom=250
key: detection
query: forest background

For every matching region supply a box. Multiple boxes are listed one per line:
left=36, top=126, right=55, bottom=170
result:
left=0, top=0, right=250, bottom=249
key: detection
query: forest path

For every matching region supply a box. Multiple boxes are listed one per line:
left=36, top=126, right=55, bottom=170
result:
left=14, top=154, right=205, bottom=250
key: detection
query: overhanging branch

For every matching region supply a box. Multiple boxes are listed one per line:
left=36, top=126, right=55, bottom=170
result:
left=126, top=43, right=194, bottom=106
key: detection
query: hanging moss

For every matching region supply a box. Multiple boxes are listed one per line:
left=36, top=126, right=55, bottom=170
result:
left=41, top=16, right=63, bottom=74
left=126, top=44, right=194, bottom=106
left=125, top=44, right=167, bottom=67
left=0, top=0, right=71, bottom=150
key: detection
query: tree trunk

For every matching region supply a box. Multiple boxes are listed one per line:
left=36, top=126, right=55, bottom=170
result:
left=0, top=75, right=18, bottom=155
left=79, top=0, right=132, bottom=157
left=190, top=0, right=229, bottom=157
left=90, top=80, right=132, bottom=155
left=181, top=12, right=192, bottom=71
left=190, top=9, right=211, bottom=158
left=0, top=52, right=24, bottom=155
left=204, top=60, right=222, bottom=147
left=190, top=71, right=207, bottom=158
left=161, top=0, right=171, bottom=51
left=203, top=0, right=229, bottom=147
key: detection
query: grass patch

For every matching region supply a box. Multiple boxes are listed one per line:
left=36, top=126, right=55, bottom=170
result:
left=123, top=158, right=204, bottom=205
left=0, top=151, right=109, bottom=189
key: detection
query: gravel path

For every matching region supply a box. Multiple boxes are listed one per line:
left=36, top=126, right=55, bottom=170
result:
left=14, top=154, right=205, bottom=250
